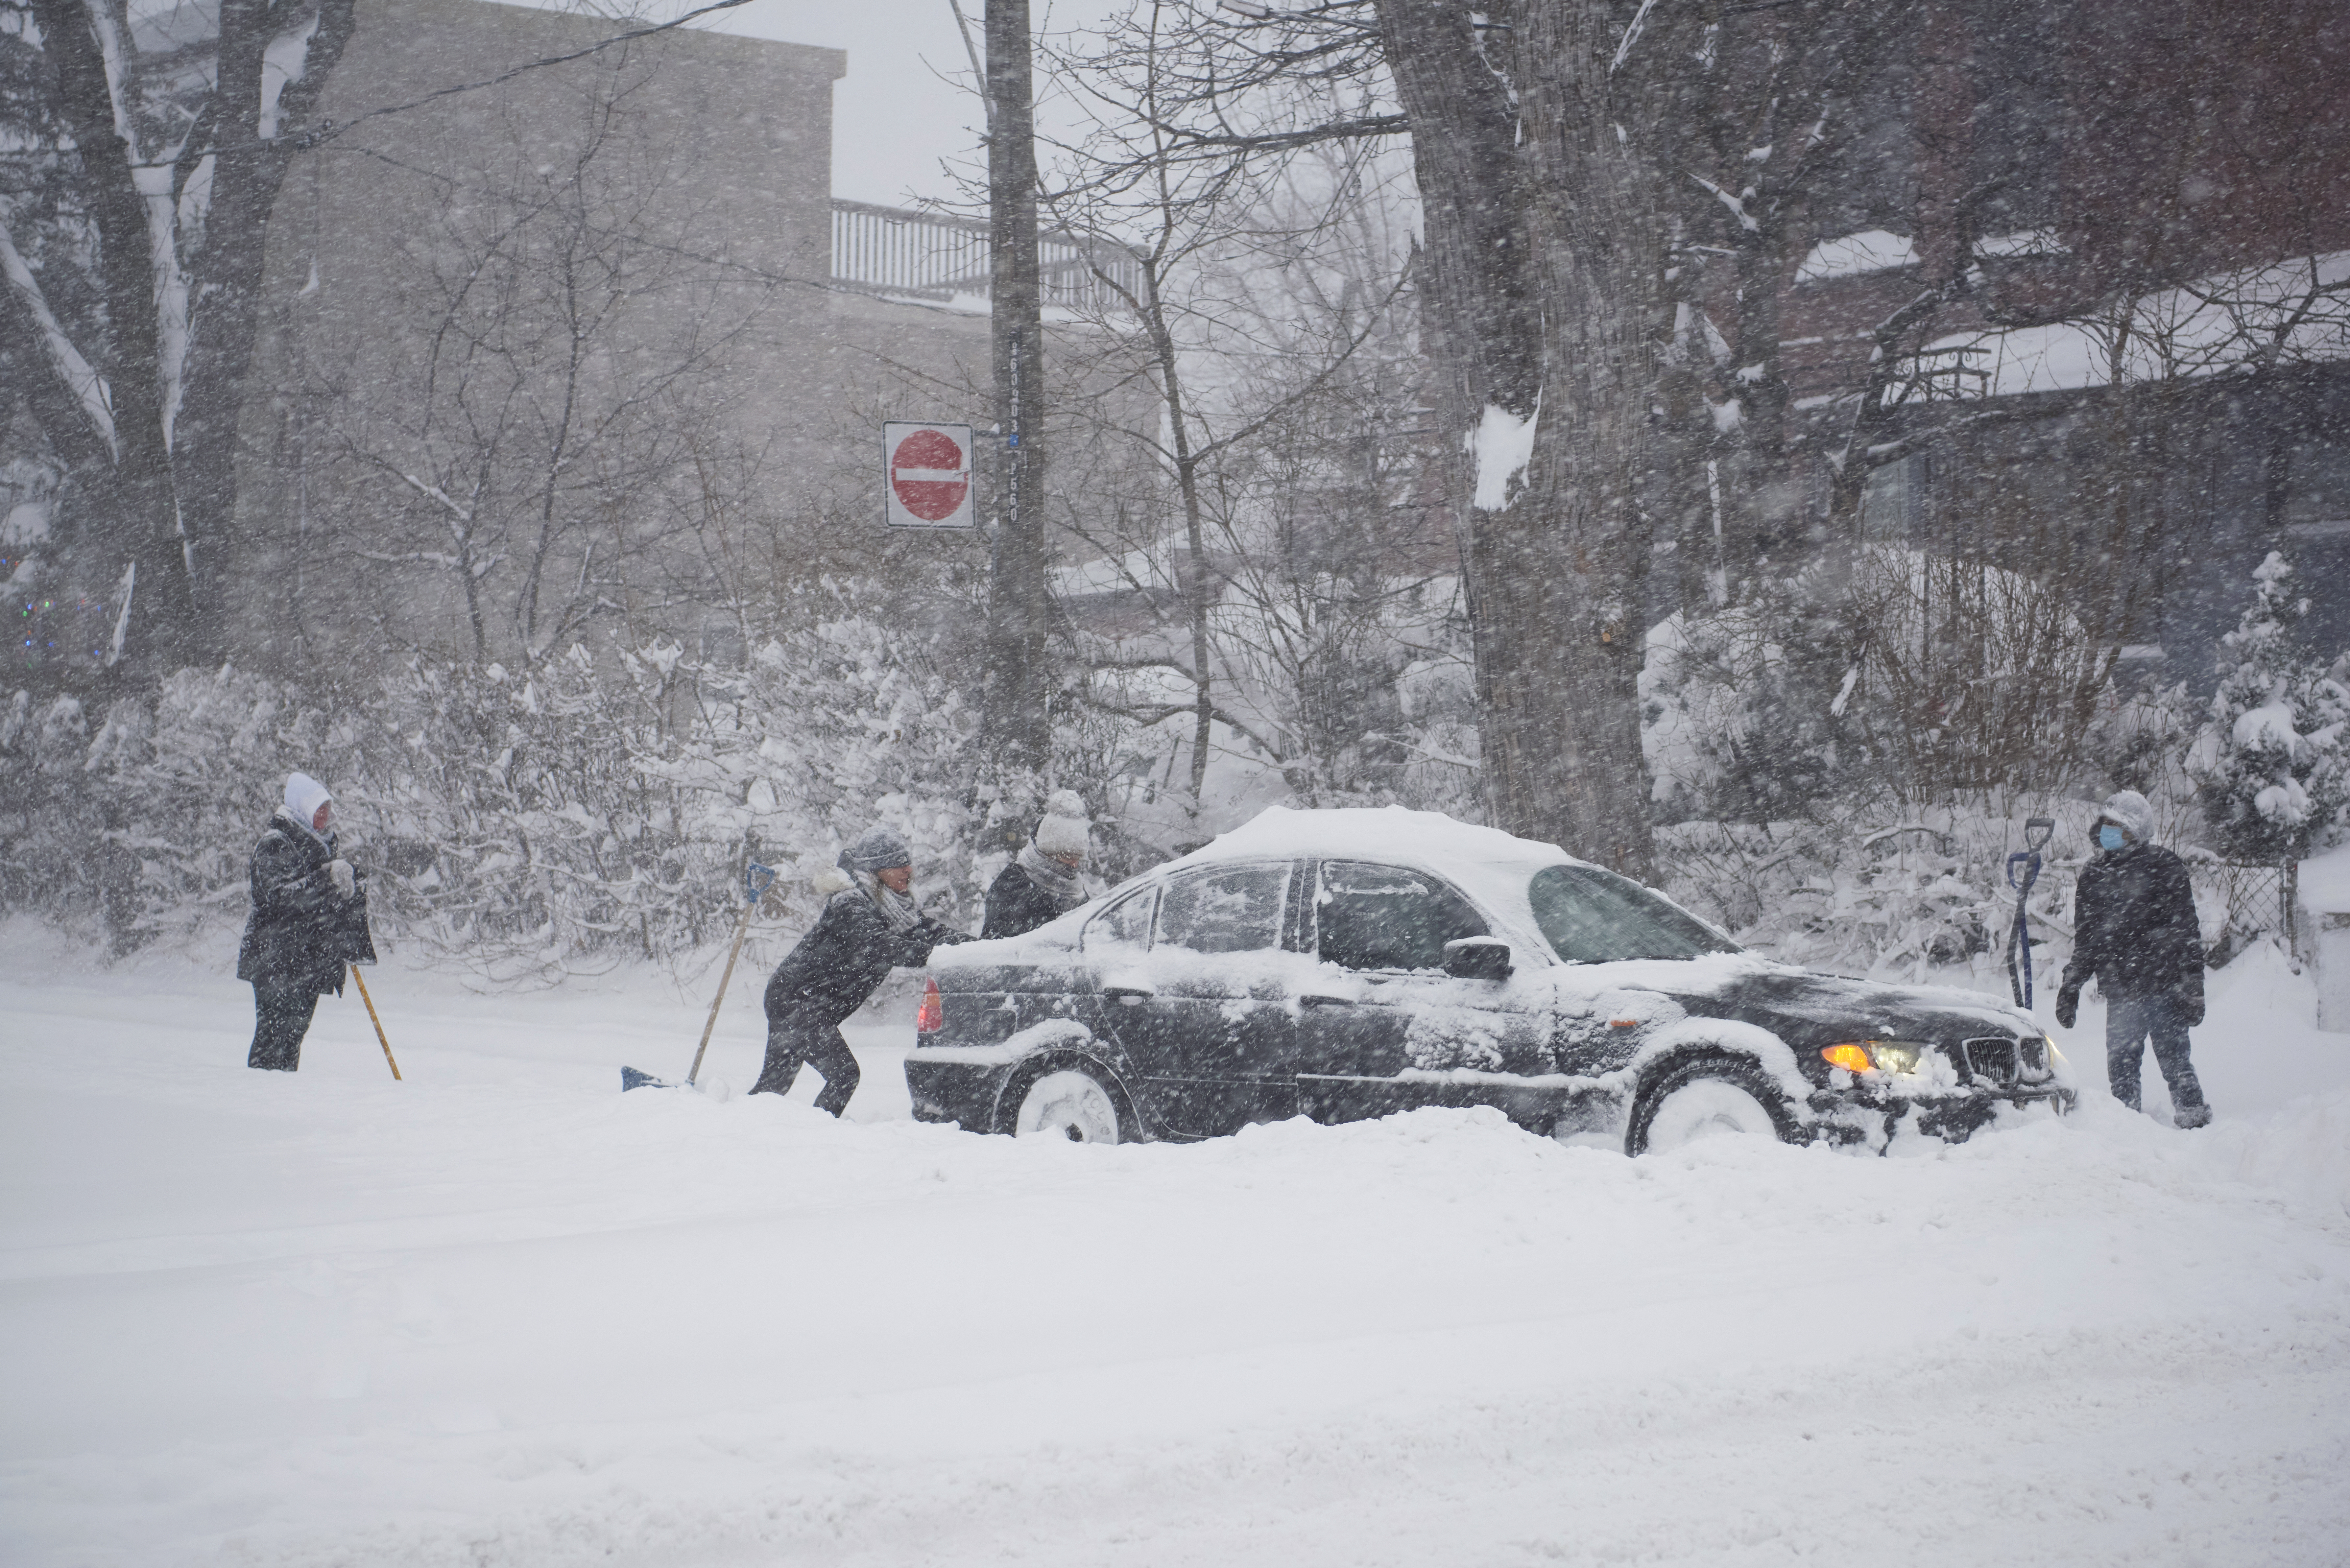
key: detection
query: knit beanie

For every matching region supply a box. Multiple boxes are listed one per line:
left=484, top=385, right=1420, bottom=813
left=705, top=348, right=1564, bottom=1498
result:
left=838, top=826, right=912, bottom=872
left=1032, top=790, right=1091, bottom=859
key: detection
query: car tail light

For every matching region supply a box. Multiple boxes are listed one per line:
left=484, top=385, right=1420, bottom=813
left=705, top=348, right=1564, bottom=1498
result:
left=917, top=976, right=944, bottom=1033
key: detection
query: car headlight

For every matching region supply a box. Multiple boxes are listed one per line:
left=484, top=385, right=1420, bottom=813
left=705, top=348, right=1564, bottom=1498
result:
left=1820, top=1040, right=1930, bottom=1075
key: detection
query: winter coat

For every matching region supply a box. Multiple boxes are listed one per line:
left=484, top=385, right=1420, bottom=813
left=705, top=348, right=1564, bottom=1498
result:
left=982, top=860, right=1070, bottom=940
left=236, top=808, right=376, bottom=995
left=2062, top=840, right=2204, bottom=1008
left=763, top=888, right=971, bottom=1027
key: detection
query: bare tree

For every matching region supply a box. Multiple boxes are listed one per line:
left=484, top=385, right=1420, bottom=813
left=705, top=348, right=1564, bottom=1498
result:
left=310, top=50, right=765, bottom=668
left=2, top=0, right=357, bottom=677
left=1043, top=2, right=1441, bottom=824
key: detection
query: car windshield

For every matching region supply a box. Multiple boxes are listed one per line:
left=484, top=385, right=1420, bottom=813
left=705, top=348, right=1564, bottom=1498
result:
left=1528, top=865, right=1741, bottom=963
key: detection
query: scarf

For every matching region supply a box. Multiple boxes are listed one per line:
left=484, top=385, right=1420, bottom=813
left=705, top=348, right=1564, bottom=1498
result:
left=855, top=870, right=924, bottom=934
left=1017, top=841, right=1087, bottom=911
left=275, top=805, right=335, bottom=855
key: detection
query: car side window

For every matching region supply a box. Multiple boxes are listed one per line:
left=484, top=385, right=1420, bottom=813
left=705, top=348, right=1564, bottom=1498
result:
left=1316, top=861, right=1487, bottom=972
left=1155, top=863, right=1292, bottom=954
left=1084, top=885, right=1157, bottom=953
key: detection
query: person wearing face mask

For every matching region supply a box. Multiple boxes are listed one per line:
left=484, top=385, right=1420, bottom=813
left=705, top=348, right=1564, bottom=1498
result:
left=2054, top=790, right=2211, bottom=1127
left=754, top=827, right=971, bottom=1114
left=236, top=772, right=376, bottom=1072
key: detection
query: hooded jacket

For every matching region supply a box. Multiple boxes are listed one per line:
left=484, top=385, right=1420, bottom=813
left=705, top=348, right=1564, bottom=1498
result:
left=2062, top=837, right=2204, bottom=1006
left=236, top=783, right=375, bottom=994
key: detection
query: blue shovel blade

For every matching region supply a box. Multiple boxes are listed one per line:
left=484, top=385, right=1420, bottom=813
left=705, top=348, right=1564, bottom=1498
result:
left=620, top=1066, right=671, bottom=1092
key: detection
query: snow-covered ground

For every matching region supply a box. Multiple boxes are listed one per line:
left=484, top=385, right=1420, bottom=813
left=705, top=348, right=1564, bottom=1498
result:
left=4, top=925, right=2349, bottom=1567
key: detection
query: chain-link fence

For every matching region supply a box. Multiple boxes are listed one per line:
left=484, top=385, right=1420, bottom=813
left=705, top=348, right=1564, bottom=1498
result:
left=2186, top=852, right=2297, bottom=968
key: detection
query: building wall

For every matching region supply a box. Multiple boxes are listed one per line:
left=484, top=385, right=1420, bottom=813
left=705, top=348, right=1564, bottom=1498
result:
left=230, top=0, right=1008, bottom=667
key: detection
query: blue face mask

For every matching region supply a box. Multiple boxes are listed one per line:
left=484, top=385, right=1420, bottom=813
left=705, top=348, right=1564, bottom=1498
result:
left=2097, top=825, right=2126, bottom=851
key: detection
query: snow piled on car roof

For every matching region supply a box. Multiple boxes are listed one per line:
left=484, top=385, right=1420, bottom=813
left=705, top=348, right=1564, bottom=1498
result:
left=1165, top=804, right=1583, bottom=876
left=938, top=806, right=1588, bottom=971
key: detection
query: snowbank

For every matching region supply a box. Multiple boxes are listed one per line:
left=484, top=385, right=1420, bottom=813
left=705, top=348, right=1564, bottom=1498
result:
left=5, top=932, right=2349, bottom=1566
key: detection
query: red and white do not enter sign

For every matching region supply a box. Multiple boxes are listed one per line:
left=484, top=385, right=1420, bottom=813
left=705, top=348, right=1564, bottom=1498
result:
left=882, top=422, right=977, bottom=528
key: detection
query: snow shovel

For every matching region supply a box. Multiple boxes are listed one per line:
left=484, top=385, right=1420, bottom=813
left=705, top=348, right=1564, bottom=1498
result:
left=2003, top=817, right=2055, bottom=1008
left=623, top=861, right=776, bottom=1092
left=349, top=964, right=402, bottom=1081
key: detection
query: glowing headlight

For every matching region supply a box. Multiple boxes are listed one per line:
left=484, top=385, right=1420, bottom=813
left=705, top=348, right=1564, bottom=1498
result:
left=1865, top=1041, right=1927, bottom=1075
left=1820, top=1040, right=1930, bottom=1075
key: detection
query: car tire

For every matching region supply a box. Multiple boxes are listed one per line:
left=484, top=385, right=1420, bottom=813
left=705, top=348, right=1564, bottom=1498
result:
left=1626, top=1055, right=1801, bottom=1155
left=1009, top=1066, right=1127, bottom=1144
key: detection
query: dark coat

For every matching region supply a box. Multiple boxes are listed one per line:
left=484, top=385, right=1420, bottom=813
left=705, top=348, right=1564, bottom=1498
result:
left=236, top=809, right=376, bottom=995
left=982, top=860, right=1072, bottom=940
left=763, top=887, right=970, bottom=1027
left=2063, top=841, right=2204, bottom=1007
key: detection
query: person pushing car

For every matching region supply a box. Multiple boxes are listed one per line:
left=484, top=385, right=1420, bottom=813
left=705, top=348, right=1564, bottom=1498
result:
left=2055, top=790, right=2212, bottom=1128
left=982, top=789, right=1093, bottom=939
left=755, top=827, right=970, bottom=1114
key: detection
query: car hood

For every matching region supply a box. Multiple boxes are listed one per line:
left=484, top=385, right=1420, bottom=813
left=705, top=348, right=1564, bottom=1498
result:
left=1618, top=958, right=2037, bottom=1050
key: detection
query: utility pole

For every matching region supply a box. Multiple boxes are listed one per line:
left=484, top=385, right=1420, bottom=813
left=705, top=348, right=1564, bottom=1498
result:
left=981, top=0, right=1051, bottom=778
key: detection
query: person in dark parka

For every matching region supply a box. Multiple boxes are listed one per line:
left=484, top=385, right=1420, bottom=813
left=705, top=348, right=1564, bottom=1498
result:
left=237, top=772, right=376, bottom=1071
left=982, top=790, right=1093, bottom=940
left=756, top=827, right=970, bottom=1114
left=2056, top=790, right=2212, bottom=1127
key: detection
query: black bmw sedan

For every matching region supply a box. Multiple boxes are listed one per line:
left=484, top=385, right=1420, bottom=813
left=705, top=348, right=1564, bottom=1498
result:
left=906, top=807, right=2074, bottom=1152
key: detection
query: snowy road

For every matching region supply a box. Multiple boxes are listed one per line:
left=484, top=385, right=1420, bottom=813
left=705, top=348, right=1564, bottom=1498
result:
left=4, top=928, right=2349, bottom=1566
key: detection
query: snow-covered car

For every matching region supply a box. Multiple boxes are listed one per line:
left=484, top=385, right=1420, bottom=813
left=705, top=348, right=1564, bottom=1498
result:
left=906, top=808, right=2074, bottom=1152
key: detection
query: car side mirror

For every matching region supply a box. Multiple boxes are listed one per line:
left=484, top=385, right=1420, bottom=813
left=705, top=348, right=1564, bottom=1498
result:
left=1443, top=937, right=1512, bottom=981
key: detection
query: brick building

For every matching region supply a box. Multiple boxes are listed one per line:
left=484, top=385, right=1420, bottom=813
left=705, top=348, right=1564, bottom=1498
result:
left=1681, top=0, right=2350, bottom=679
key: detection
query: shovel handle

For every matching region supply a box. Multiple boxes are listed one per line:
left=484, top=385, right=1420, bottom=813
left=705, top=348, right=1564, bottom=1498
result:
left=688, top=867, right=776, bottom=1087
left=350, top=965, right=401, bottom=1081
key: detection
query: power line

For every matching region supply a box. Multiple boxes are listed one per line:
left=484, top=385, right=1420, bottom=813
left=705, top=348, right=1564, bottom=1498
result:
left=1, top=0, right=762, bottom=172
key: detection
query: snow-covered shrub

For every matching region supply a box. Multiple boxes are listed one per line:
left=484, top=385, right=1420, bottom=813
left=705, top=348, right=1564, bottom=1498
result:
left=0, top=667, right=372, bottom=953
left=1656, top=802, right=2100, bottom=984
left=1645, top=547, right=2118, bottom=824
left=2187, top=553, right=2349, bottom=864
left=1642, top=582, right=1858, bottom=824
left=0, top=617, right=985, bottom=979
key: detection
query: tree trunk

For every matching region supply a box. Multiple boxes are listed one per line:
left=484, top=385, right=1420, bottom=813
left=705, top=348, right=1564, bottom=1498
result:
left=176, top=0, right=358, bottom=631
left=21, top=0, right=357, bottom=679
left=31, top=0, right=204, bottom=671
left=1379, top=0, right=1659, bottom=878
left=982, top=0, right=1052, bottom=778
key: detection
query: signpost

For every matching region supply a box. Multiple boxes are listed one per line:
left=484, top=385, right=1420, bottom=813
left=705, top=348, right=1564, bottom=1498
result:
left=882, top=422, right=977, bottom=529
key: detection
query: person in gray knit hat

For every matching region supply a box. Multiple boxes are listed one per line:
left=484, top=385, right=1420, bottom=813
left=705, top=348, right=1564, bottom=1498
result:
left=983, top=790, right=1093, bottom=939
left=755, top=826, right=969, bottom=1113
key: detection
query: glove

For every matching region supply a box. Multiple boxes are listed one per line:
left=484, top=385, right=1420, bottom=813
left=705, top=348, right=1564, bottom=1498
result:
left=2053, top=982, right=2080, bottom=1031
left=326, top=858, right=356, bottom=900
left=2176, top=983, right=2206, bottom=1029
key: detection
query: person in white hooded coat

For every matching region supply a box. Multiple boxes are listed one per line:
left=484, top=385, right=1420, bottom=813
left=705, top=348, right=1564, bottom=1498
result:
left=236, top=773, right=375, bottom=1071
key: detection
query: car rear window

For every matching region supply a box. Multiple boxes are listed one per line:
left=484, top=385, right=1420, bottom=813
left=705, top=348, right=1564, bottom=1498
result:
left=1528, top=865, right=1740, bottom=963
left=1316, top=861, right=1487, bottom=971
left=1156, top=863, right=1291, bottom=954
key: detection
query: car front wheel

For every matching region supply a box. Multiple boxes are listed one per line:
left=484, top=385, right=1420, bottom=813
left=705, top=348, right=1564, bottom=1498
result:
left=1627, top=1056, right=1799, bottom=1155
left=1011, top=1067, right=1125, bottom=1144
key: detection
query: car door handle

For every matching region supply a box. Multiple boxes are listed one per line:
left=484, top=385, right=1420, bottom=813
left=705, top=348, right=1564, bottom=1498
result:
left=1299, top=994, right=1355, bottom=1008
left=1104, top=985, right=1154, bottom=1005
